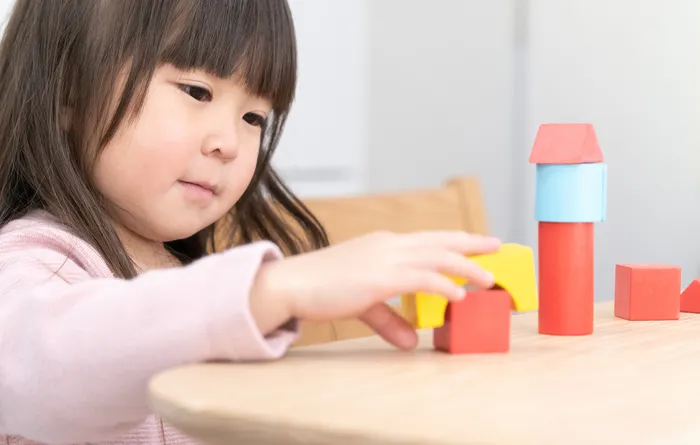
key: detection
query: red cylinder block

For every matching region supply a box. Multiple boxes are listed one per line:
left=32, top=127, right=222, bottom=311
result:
left=538, top=222, right=594, bottom=335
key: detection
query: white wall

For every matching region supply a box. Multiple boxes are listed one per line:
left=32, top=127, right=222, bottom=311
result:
left=0, top=0, right=10, bottom=26
left=273, top=0, right=369, bottom=197
left=283, top=0, right=700, bottom=302
left=279, top=1, right=518, bottom=240
left=524, top=0, right=700, bottom=300
left=365, top=0, right=516, bottom=241
left=280, top=0, right=517, bottom=244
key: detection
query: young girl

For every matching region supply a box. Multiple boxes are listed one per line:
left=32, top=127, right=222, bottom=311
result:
left=0, top=0, right=501, bottom=443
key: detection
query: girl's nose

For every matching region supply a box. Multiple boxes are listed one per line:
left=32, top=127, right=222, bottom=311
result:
left=201, top=124, right=240, bottom=160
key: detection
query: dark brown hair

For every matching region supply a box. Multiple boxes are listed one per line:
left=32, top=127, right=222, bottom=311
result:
left=0, top=0, right=329, bottom=278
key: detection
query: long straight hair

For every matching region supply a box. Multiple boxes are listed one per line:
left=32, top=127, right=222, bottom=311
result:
left=0, top=0, right=329, bottom=278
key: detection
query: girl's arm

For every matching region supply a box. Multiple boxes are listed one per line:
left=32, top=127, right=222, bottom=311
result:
left=0, top=241, right=297, bottom=443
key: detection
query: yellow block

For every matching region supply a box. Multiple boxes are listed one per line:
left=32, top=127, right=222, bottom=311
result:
left=401, top=292, right=448, bottom=329
left=401, top=243, right=538, bottom=328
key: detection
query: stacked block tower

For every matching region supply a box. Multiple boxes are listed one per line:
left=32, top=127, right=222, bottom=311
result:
left=529, top=123, right=607, bottom=336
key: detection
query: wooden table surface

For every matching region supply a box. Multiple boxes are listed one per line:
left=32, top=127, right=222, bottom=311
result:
left=148, top=301, right=700, bottom=445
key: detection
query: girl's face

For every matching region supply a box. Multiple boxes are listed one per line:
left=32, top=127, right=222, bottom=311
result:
left=93, top=64, right=271, bottom=243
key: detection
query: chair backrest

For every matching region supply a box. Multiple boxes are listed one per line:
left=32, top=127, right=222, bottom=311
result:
left=294, top=176, right=490, bottom=346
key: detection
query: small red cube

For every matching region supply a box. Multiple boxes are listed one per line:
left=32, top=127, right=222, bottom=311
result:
left=433, top=289, right=511, bottom=354
left=614, top=264, right=681, bottom=321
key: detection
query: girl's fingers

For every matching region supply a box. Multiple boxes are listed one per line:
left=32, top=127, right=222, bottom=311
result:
left=359, top=303, right=418, bottom=350
left=400, top=230, right=501, bottom=255
left=407, top=248, right=495, bottom=289
left=394, top=271, right=467, bottom=302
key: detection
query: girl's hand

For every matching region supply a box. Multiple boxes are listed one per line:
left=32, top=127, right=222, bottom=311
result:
left=251, top=231, right=501, bottom=350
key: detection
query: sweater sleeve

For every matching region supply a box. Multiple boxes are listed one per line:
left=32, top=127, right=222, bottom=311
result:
left=0, top=241, right=298, bottom=443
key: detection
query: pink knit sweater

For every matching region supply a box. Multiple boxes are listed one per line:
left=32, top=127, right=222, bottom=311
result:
left=0, top=210, right=299, bottom=444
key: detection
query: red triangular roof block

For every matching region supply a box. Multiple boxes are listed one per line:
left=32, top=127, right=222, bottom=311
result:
left=680, top=279, right=700, bottom=313
left=529, top=123, right=604, bottom=164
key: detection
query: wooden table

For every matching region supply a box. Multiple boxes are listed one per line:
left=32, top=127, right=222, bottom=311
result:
left=148, top=302, right=700, bottom=445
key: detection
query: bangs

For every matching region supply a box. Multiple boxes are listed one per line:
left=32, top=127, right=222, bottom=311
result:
left=160, top=0, right=297, bottom=111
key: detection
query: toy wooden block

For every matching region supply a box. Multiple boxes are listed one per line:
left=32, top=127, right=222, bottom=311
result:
left=535, top=163, right=607, bottom=222
left=538, top=222, right=594, bottom=335
left=433, top=288, right=511, bottom=354
left=401, top=291, right=451, bottom=329
left=401, top=292, right=448, bottom=329
left=614, top=264, right=681, bottom=321
left=464, top=243, right=538, bottom=312
left=529, top=123, right=604, bottom=164
left=680, top=279, right=700, bottom=313
left=401, top=243, right=538, bottom=328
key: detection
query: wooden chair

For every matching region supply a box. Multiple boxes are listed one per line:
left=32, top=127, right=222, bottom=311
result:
left=295, top=176, right=490, bottom=346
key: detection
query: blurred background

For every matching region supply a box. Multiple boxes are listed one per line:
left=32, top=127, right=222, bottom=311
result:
left=276, top=0, right=700, bottom=302
left=0, top=1, right=697, bottom=302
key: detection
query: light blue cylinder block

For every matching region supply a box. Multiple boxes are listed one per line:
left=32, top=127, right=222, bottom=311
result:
left=535, top=163, right=607, bottom=222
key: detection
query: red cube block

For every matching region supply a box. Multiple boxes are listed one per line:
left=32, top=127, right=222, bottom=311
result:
left=614, top=264, right=681, bottom=321
left=433, top=289, right=511, bottom=354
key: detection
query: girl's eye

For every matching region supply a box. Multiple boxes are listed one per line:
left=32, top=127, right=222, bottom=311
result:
left=243, top=112, right=266, bottom=127
left=179, top=84, right=212, bottom=102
